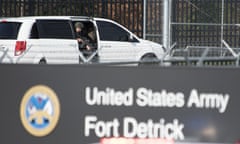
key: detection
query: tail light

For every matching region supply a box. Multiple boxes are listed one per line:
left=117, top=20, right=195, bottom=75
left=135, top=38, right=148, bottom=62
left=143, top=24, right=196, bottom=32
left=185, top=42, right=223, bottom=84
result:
left=15, top=41, right=26, bottom=56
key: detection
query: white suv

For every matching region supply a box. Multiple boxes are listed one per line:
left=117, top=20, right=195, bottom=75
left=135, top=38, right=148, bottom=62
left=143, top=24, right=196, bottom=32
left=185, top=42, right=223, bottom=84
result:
left=0, top=16, right=165, bottom=64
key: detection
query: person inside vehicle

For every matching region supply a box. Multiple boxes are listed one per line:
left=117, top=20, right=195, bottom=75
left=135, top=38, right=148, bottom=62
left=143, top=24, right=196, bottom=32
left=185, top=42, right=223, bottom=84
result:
left=75, top=22, right=91, bottom=51
left=88, top=27, right=97, bottom=43
left=87, top=27, right=97, bottom=48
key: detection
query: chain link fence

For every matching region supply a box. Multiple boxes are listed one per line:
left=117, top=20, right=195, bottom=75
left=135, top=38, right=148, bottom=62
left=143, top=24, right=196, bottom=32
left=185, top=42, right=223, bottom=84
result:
left=171, top=0, right=240, bottom=49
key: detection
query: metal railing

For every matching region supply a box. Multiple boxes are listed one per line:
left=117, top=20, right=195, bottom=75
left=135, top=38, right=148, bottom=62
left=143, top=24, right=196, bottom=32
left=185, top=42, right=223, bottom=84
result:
left=169, top=40, right=240, bottom=67
left=1, top=47, right=240, bottom=67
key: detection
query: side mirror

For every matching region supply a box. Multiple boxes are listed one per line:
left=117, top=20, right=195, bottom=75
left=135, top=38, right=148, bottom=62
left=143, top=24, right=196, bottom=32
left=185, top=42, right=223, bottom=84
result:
left=119, top=34, right=138, bottom=42
left=128, top=34, right=138, bottom=42
left=129, top=34, right=134, bottom=41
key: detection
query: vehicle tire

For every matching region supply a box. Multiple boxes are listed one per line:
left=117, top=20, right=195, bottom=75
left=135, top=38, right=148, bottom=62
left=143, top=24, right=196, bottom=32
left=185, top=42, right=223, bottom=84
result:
left=39, top=59, right=47, bottom=64
left=139, top=54, right=159, bottom=66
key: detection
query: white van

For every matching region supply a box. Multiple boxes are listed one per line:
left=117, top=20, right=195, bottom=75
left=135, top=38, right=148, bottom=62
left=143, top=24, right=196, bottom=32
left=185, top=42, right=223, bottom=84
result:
left=0, top=16, right=165, bottom=64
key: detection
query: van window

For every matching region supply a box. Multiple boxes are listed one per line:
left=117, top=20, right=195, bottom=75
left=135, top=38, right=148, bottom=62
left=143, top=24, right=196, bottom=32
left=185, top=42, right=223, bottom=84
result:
left=0, top=22, right=21, bottom=39
left=36, top=20, right=74, bottom=39
left=96, top=21, right=131, bottom=41
left=30, top=23, right=39, bottom=39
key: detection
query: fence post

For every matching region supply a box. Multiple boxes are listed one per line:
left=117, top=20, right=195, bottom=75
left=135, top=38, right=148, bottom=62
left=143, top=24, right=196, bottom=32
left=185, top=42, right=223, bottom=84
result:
left=102, top=0, right=107, bottom=17
left=143, top=0, right=147, bottom=39
left=221, top=0, right=225, bottom=52
left=28, top=0, right=35, bottom=16
left=162, top=0, right=170, bottom=49
left=169, top=0, right=172, bottom=49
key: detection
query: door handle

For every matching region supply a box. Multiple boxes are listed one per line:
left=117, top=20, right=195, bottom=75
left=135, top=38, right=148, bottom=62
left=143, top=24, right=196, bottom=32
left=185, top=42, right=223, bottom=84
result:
left=101, top=45, right=111, bottom=48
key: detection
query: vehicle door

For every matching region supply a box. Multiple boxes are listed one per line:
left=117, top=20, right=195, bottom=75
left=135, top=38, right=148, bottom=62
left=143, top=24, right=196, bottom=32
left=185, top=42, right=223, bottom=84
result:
left=28, top=20, right=79, bottom=64
left=71, top=20, right=98, bottom=63
left=96, top=20, right=140, bottom=63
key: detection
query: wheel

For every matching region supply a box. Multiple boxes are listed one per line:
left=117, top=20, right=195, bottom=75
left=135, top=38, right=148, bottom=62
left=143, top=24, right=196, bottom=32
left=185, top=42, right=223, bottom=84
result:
left=139, top=54, right=159, bottom=66
left=39, top=59, right=47, bottom=64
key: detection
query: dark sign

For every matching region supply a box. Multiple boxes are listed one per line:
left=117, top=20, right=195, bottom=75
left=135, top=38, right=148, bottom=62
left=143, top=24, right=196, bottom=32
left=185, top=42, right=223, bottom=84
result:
left=0, top=64, right=239, bottom=144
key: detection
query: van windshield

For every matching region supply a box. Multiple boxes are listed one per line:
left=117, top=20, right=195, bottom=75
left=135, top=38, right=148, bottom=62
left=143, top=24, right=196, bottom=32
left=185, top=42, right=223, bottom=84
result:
left=0, top=22, right=21, bottom=39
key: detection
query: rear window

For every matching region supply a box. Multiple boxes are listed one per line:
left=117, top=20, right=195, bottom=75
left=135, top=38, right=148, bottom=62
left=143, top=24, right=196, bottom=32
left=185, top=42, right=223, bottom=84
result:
left=0, top=22, right=21, bottom=39
left=36, top=20, right=74, bottom=39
